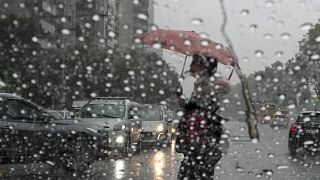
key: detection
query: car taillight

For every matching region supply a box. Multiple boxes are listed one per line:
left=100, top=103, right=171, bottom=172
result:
left=290, top=123, right=297, bottom=133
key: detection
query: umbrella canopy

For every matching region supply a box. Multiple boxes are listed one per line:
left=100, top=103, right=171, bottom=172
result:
left=140, top=29, right=234, bottom=66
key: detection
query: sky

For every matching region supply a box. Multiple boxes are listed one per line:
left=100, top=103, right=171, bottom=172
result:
left=153, top=0, right=320, bottom=95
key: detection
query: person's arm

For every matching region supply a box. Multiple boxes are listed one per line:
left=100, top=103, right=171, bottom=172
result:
left=176, top=84, right=186, bottom=108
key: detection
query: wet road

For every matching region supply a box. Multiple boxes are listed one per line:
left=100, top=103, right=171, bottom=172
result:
left=2, top=117, right=320, bottom=180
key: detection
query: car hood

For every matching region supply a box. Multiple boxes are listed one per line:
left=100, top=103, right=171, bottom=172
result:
left=75, top=117, right=124, bottom=128
left=142, top=121, right=164, bottom=132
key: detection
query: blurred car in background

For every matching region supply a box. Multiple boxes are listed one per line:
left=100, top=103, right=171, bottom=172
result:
left=140, top=105, right=171, bottom=145
left=289, top=111, right=320, bottom=157
left=76, top=97, right=143, bottom=155
left=0, top=93, right=107, bottom=172
left=270, top=112, right=290, bottom=128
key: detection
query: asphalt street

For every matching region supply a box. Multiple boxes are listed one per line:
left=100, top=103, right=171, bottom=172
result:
left=1, top=117, right=320, bottom=180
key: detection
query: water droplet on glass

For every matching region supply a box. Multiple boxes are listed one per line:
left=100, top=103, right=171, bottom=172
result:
left=240, top=9, right=250, bottom=16
left=61, top=29, right=70, bottom=35
left=300, top=23, right=313, bottom=31
left=61, top=17, right=67, bottom=23
left=275, top=51, right=284, bottom=57
left=281, top=33, right=291, bottom=40
left=264, top=33, right=273, bottom=39
left=108, top=31, right=116, bottom=38
left=92, top=14, right=100, bottom=21
left=311, top=54, right=320, bottom=60
left=152, top=43, right=161, bottom=49
left=277, top=165, right=289, bottom=169
left=201, top=40, right=209, bottom=47
left=249, top=24, right=257, bottom=31
left=184, top=39, right=191, bottom=46
left=315, top=36, right=320, bottom=42
left=255, top=50, right=264, bottom=57
left=191, top=18, right=203, bottom=25
left=176, top=111, right=184, bottom=117
left=137, top=13, right=148, bottom=20
left=31, top=36, right=38, bottom=42
left=90, top=93, right=97, bottom=97
left=265, top=0, right=274, bottom=7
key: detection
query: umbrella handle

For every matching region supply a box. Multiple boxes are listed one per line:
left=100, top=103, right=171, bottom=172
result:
left=180, top=55, right=188, bottom=77
left=228, top=68, right=234, bottom=80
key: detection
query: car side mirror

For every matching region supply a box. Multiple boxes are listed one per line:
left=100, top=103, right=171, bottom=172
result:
left=40, top=113, right=52, bottom=123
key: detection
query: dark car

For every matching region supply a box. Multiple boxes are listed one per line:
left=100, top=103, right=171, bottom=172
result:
left=0, top=93, right=108, bottom=171
left=270, top=113, right=289, bottom=128
left=288, top=111, right=320, bottom=157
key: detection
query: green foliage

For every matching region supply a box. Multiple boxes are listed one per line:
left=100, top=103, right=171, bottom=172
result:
left=0, top=16, right=179, bottom=109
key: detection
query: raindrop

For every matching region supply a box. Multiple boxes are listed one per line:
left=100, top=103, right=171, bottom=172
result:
left=242, top=57, right=249, bottom=62
left=128, top=71, right=135, bottom=76
left=279, top=94, right=286, bottom=100
left=267, top=153, right=275, bottom=158
left=61, top=29, right=70, bottom=35
left=191, top=18, right=203, bottom=25
left=265, top=0, right=274, bottom=7
left=304, top=140, right=314, bottom=145
left=152, top=43, right=161, bottom=49
left=294, top=65, right=301, bottom=71
left=281, top=33, right=291, bottom=40
left=78, top=36, right=85, bottom=41
left=249, top=24, right=257, bottom=31
left=201, top=40, right=209, bottom=47
left=277, top=21, right=284, bottom=26
left=265, top=170, right=273, bottom=176
left=277, top=165, right=289, bottom=169
left=12, top=73, right=18, bottom=78
left=159, top=90, right=165, bottom=95
left=240, top=9, right=250, bottom=16
left=275, top=51, right=284, bottom=57
left=156, top=60, right=163, bottom=65
left=255, top=75, right=262, bottom=81
left=90, top=93, right=97, bottom=97
left=61, top=17, right=67, bottom=23
left=92, top=14, right=100, bottom=21
left=255, top=149, right=261, bottom=153
left=300, top=23, right=313, bottom=31
left=311, top=54, right=320, bottom=60
left=108, top=31, right=116, bottom=38
left=176, top=111, right=184, bottom=117
left=137, top=13, right=148, bottom=20
left=31, top=36, right=38, bottom=42
left=315, top=36, right=320, bottom=42
left=124, top=87, right=131, bottom=92
left=264, top=33, right=273, bottom=39
left=255, top=50, right=264, bottom=57
left=184, top=39, right=192, bottom=46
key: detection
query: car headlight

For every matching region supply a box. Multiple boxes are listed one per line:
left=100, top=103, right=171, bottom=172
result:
left=113, top=124, right=126, bottom=131
left=156, top=124, right=164, bottom=132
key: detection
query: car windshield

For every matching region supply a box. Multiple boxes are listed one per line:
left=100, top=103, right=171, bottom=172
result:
left=297, top=113, right=320, bottom=123
left=80, top=104, right=126, bottom=118
left=141, top=110, right=162, bottom=121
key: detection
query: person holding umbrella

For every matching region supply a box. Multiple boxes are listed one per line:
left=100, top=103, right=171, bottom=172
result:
left=175, top=54, right=230, bottom=180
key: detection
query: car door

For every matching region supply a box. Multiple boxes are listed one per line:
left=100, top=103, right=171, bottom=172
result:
left=2, top=99, right=49, bottom=163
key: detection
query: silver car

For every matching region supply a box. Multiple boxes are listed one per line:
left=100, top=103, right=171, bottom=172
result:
left=76, top=97, right=143, bottom=155
left=140, top=106, right=171, bottom=145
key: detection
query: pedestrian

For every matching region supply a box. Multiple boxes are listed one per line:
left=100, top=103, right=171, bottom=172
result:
left=175, top=54, right=230, bottom=180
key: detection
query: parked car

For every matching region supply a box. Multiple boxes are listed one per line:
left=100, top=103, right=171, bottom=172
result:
left=288, top=111, right=320, bottom=157
left=76, top=97, right=143, bottom=155
left=270, top=112, right=289, bottom=128
left=0, top=93, right=108, bottom=171
left=140, top=105, right=171, bottom=145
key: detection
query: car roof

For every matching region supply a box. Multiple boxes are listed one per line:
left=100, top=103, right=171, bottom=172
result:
left=0, top=93, right=23, bottom=99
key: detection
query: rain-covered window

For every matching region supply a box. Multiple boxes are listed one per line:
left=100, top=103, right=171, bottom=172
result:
left=1, top=0, right=320, bottom=179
